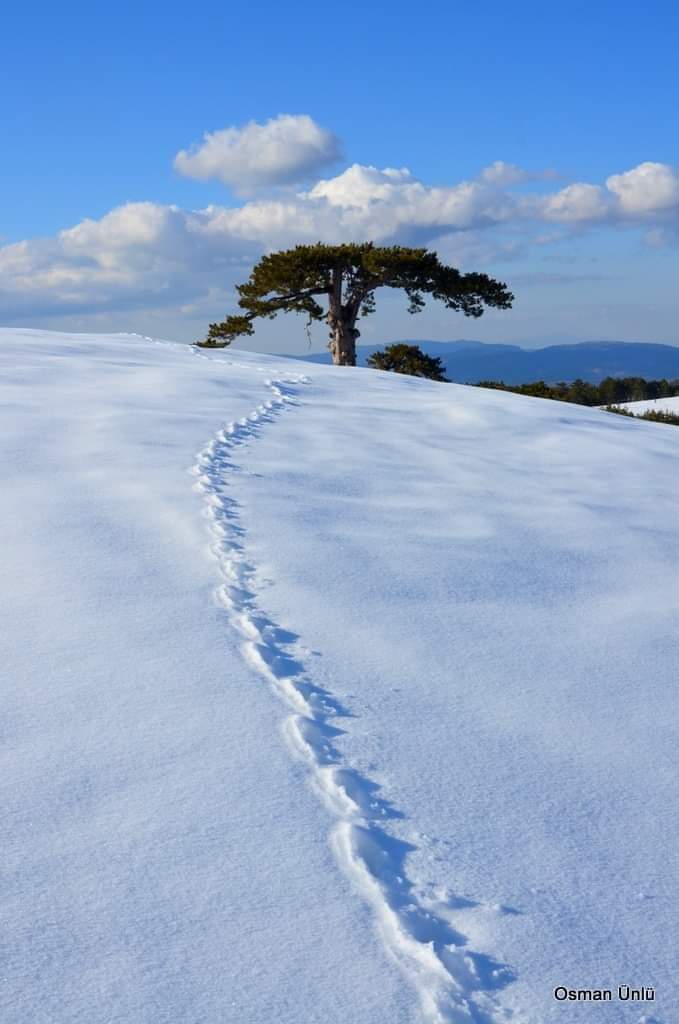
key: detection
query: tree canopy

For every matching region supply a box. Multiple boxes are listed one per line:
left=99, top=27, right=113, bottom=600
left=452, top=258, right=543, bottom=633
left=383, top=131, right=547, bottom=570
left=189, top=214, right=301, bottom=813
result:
left=199, top=242, right=514, bottom=365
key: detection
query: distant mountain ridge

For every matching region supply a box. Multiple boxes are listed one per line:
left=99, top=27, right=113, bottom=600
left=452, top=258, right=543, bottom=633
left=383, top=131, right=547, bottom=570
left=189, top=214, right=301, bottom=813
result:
left=285, top=340, right=679, bottom=384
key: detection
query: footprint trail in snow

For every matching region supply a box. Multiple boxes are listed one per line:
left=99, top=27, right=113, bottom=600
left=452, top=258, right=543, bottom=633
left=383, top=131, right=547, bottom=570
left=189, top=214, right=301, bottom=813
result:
left=191, top=375, right=516, bottom=1024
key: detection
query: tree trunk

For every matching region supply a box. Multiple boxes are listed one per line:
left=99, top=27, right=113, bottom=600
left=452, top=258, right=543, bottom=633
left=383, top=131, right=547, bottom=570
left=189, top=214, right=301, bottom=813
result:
left=327, top=267, right=359, bottom=366
left=328, top=315, right=360, bottom=365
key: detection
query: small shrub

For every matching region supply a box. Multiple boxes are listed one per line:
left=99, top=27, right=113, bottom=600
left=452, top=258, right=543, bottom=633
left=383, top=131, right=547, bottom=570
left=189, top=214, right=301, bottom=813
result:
left=639, top=409, right=679, bottom=426
left=367, top=343, right=449, bottom=381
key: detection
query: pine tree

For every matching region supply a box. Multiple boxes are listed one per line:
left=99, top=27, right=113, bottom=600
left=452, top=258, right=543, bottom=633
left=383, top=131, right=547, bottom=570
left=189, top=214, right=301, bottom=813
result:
left=366, top=343, right=450, bottom=381
left=198, top=243, right=513, bottom=366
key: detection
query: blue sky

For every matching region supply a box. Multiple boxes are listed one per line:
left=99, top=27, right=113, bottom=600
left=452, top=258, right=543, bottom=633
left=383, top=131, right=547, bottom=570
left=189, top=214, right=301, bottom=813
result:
left=2, top=0, right=678, bottom=350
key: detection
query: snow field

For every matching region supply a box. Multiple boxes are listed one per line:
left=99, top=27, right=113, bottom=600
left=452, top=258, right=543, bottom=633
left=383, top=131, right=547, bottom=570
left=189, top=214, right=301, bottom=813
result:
left=3, top=329, right=679, bottom=1023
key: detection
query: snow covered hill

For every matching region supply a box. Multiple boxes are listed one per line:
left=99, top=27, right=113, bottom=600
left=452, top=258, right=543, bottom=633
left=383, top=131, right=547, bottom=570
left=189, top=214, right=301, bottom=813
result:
left=615, top=395, right=679, bottom=416
left=3, top=328, right=678, bottom=1024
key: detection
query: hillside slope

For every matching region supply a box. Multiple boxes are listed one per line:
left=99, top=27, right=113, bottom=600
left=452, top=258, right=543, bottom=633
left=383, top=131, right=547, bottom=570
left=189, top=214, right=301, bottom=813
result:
left=2, top=329, right=678, bottom=1024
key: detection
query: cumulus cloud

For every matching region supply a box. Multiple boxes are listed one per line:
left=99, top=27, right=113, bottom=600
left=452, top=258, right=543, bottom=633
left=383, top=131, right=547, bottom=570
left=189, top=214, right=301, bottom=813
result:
left=536, top=162, right=679, bottom=223
left=540, top=182, right=611, bottom=223
left=304, top=163, right=516, bottom=241
left=0, top=165, right=517, bottom=322
left=174, top=113, right=342, bottom=194
left=0, top=202, right=260, bottom=320
left=606, top=161, right=679, bottom=214
left=309, top=165, right=418, bottom=206
left=3, top=158, right=679, bottom=326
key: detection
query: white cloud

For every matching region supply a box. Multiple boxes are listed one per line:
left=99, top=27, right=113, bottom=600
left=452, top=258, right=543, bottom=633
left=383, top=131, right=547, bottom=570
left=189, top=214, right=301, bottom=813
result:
left=309, top=164, right=418, bottom=206
left=540, top=182, right=611, bottom=223
left=606, top=161, right=679, bottom=214
left=3, top=159, right=679, bottom=328
left=0, top=201, right=259, bottom=320
left=174, top=114, right=342, bottom=193
left=538, top=163, right=679, bottom=223
left=0, top=167, right=517, bottom=323
left=480, top=161, right=558, bottom=186
left=305, top=163, right=517, bottom=241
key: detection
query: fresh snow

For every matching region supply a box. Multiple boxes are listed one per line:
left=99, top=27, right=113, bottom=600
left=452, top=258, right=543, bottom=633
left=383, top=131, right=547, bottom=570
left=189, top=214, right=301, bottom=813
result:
left=2, top=328, right=678, bottom=1024
left=614, top=395, right=679, bottom=415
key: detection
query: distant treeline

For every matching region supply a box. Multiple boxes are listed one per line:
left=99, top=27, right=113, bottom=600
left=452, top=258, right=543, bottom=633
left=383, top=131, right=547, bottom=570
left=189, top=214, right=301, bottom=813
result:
left=474, top=376, right=679, bottom=406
